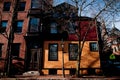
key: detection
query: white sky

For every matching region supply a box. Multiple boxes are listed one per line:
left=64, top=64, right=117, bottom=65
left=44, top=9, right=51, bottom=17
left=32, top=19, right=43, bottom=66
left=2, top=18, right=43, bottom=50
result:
left=115, top=22, right=120, bottom=30
left=53, top=0, right=75, bottom=6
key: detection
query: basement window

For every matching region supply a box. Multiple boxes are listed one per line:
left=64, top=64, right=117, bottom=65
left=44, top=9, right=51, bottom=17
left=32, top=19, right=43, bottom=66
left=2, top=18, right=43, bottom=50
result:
left=70, top=69, right=76, bottom=75
left=49, top=69, right=57, bottom=75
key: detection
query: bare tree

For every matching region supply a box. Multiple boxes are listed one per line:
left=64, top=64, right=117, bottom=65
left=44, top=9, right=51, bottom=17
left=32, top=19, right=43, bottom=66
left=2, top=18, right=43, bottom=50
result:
left=0, top=0, right=10, bottom=76
left=71, top=0, right=120, bottom=77
left=0, top=0, right=20, bottom=76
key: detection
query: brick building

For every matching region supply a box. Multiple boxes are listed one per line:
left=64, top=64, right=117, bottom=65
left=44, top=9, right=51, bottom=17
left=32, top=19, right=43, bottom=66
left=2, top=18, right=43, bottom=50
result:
left=0, top=0, right=102, bottom=76
left=0, top=0, right=31, bottom=74
left=110, top=27, right=120, bottom=55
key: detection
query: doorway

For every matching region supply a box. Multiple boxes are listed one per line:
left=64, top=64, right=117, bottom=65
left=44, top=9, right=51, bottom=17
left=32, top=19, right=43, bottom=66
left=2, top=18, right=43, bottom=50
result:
left=28, top=49, right=40, bottom=70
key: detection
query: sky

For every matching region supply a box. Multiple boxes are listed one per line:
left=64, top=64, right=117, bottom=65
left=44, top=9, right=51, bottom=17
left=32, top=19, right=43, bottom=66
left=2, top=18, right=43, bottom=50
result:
left=53, top=0, right=75, bottom=6
left=53, top=0, right=120, bottom=30
left=115, top=22, right=120, bottom=30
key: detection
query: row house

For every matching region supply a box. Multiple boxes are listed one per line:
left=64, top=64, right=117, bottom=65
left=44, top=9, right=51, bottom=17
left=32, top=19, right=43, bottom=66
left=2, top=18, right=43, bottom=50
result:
left=0, top=0, right=102, bottom=76
left=24, top=0, right=102, bottom=76
left=0, top=0, right=52, bottom=75
left=111, top=37, right=120, bottom=56
left=109, top=27, right=120, bottom=57
left=100, top=20, right=120, bottom=75
left=0, top=0, right=31, bottom=74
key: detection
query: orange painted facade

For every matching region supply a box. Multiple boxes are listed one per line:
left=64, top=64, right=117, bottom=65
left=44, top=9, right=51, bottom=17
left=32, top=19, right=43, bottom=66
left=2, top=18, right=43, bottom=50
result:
left=43, top=41, right=101, bottom=75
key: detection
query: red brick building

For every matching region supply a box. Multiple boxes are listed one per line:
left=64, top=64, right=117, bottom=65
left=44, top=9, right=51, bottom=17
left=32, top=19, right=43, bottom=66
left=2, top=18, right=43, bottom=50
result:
left=0, top=0, right=31, bottom=74
left=0, top=0, right=52, bottom=75
left=0, top=0, right=102, bottom=76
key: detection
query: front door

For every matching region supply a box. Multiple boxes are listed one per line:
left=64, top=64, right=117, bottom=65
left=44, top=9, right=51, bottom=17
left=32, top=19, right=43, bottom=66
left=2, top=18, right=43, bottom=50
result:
left=25, top=37, right=43, bottom=72
left=29, top=49, right=40, bottom=71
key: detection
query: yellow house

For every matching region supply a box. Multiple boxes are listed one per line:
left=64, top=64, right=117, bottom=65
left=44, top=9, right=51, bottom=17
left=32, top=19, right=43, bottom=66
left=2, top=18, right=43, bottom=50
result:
left=42, top=17, right=102, bottom=75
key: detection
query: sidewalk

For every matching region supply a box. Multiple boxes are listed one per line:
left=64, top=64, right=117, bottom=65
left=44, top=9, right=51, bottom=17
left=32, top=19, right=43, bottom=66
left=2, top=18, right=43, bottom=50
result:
left=1, top=75, right=120, bottom=80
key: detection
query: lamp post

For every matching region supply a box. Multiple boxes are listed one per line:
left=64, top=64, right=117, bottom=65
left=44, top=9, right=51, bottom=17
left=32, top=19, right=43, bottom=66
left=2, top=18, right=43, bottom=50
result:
left=61, top=38, right=65, bottom=77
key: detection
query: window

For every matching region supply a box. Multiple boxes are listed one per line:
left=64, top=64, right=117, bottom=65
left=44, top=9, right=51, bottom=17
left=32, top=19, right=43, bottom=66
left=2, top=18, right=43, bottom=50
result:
left=113, top=47, right=118, bottom=52
left=113, top=40, right=118, bottom=44
left=59, top=19, right=78, bottom=34
left=29, top=18, right=40, bottom=32
left=90, top=42, right=98, bottom=51
left=0, top=20, right=8, bottom=33
left=11, top=43, right=20, bottom=57
left=88, top=68, right=95, bottom=75
left=48, top=44, right=58, bottom=61
left=3, top=2, right=11, bottom=11
left=114, top=47, right=117, bottom=52
left=49, top=69, right=57, bottom=75
left=0, top=44, right=3, bottom=57
left=67, top=21, right=76, bottom=34
left=15, top=20, right=23, bottom=32
left=50, top=22, right=58, bottom=33
left=70, top=69, right=76, bottom=75
left=69, top=44, right=78, bottom=60
left=31, top=0, right=41, bottom=8
left=18, top=2, right=26, bottom=11
left=119, top=45, right=120, bottom=51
